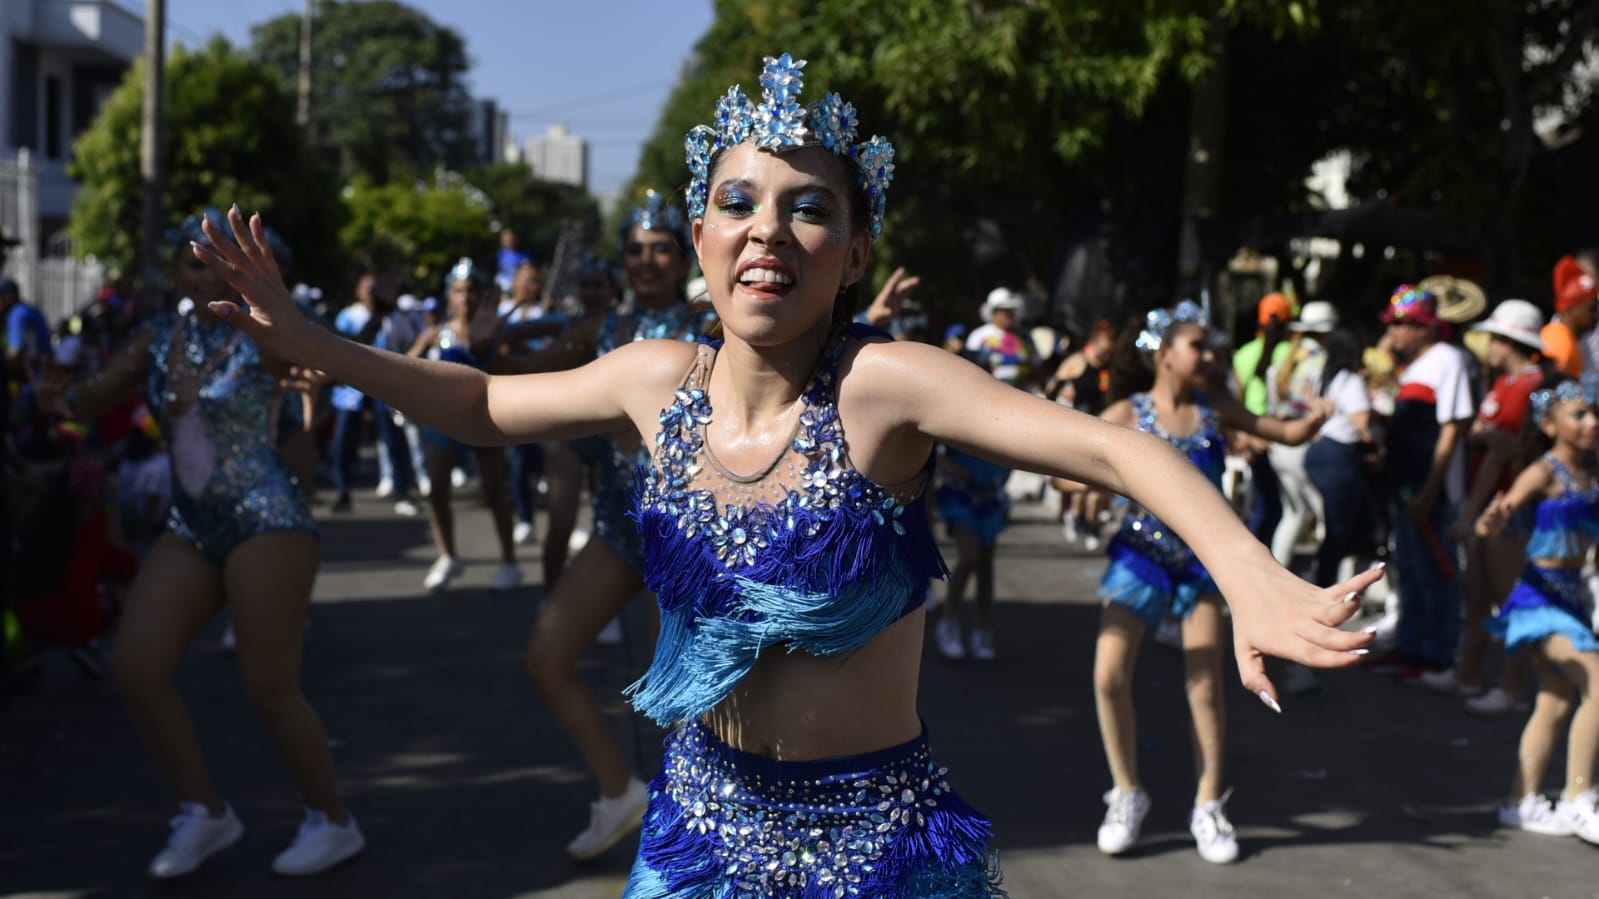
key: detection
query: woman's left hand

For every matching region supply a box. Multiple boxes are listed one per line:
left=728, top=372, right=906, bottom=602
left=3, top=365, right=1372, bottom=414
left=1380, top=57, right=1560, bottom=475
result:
left=1223, top=562, right=1383, bottom=712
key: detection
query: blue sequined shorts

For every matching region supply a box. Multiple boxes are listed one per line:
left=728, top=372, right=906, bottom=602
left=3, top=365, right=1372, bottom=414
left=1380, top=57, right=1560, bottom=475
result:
left=1489, top=564, right=1599, bottom=655
left=624, top=720, right=1005, bottom=899
left=169, top=479, right=317, bottom=566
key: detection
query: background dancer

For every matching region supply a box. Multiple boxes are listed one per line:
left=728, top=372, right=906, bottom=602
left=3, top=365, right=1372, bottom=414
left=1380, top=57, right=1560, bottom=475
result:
left=37, top=211, right=362, bottom=880
left=193, top=54, right=1379, bottom=894
left=1475, top=377, right=1599, bottom=844
left=1090, top=301, right=1334, bottom=864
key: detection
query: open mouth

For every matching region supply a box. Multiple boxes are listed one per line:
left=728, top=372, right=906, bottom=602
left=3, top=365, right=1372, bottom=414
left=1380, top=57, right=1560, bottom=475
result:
left=736, top=258, right=796, bottom=296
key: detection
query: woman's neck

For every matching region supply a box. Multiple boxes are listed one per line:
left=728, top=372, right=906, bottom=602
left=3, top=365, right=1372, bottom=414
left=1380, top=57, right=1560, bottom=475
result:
left=712, top=323, right=833, bottom=425
left=1149, top=371, right=1194, bottom=408
left=1551, top=440, right=1588, bottom=473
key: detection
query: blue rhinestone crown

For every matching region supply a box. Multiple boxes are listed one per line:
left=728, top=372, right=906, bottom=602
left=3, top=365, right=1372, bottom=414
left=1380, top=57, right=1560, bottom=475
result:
left=684, top=53, right=895, bottom=240
left=621, top=188, right=691, bottom=253
left=1136, top=300, right=1209, bottom=353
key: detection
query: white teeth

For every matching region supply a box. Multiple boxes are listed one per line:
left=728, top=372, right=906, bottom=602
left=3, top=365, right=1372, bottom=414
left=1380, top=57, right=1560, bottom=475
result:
left=739, top=267, right=793, bottom=285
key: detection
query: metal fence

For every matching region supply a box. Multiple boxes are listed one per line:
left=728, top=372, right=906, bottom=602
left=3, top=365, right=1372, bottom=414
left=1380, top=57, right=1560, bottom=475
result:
left=0, top=148, right=106, bottom=326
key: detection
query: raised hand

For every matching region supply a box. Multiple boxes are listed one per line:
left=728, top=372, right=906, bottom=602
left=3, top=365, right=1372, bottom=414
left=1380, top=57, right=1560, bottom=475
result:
left=191, top=206, right=317, bottom=362
left=865, top=266, right=921, bottom=327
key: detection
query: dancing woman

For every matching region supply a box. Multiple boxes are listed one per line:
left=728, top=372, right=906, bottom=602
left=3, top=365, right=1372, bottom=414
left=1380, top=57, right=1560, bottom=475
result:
left=40, top=212, right=362, bottom=879
left=1476, top=377, right=1599, bottom=843
left=1090, top=302, right=1332, bottom=864
left=195, top=54, right=1378, bottom=896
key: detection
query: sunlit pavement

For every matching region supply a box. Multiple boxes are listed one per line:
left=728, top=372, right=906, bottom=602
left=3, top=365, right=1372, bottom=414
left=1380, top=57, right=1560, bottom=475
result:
left=5, top=481, right=1593, bottom=898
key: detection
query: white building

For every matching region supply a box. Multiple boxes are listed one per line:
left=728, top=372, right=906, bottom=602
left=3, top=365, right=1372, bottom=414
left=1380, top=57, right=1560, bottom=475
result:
left=1, top=0, right=139, bottom=318
left=523, top=123, right=588, bottom=190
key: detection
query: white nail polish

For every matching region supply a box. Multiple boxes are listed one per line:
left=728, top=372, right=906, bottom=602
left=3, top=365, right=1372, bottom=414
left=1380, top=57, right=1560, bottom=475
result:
left=1258, top=690, right=1283, bottom=714
left=1362, top=626, right=1379, bottom=634
left=1339, top=592, right=1359, bottom=604
left=1349, top=648, right=1369, bottom=657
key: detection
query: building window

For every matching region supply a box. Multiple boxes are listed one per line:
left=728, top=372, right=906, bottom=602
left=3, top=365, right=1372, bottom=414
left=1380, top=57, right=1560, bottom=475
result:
left=45, top=76, right=63, bottom=159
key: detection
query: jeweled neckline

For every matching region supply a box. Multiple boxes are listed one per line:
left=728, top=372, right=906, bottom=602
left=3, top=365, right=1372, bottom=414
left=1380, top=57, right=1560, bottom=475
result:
left=698, top=409, right=804, bottom=484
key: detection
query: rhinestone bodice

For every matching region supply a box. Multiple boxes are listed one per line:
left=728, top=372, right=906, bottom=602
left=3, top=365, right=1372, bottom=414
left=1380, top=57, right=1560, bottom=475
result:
left=1110, top=393, right=1227, bottom=572
left=628, top=324, right=948, bottom=726
left=1527, top=452, right=1599, bottom=560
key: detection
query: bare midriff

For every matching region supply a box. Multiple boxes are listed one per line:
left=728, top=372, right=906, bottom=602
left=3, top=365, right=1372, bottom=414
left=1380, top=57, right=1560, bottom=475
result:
left=701, top=607, right=926, bottom=760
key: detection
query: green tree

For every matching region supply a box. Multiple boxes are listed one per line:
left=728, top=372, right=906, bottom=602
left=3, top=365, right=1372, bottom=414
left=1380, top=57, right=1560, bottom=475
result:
left=340, top=173, right=495, bottom=294
left=467, top=164, right=602, bottom=265
left=251, top=0, right=475, bottom=184
left=69, top=37, right=341, bottom=288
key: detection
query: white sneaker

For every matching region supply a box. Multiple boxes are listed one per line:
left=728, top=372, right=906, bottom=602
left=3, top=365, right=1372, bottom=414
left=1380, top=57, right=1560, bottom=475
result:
left=970, top=628, right=997, bottom=662
left=1082, top=533, right=1102, bottom=553
left=1557, top=790, right=1599, bottom=844
left=935, top=616, right=965, bottom=661
left=596, top=618, right=624, bottom=646
left=1190, top=796, right=1240, bottom=863
left=1097, top=787, right=1152, bottom=854
left=271, top=809, right=365, bottom=876
left=566, top=777, right=649, bottom=860
left=1499, top=793, right=1576, bottom=836
left=423, top=556, right=463, bottom=592
left=393, top=498, right=419, bottom=517
left=1062, top=516, right=1080, bottom=543
left=513, top=520, right=534, bottom=545
left=148, top=802, right=244, bottom=879
left=374, top=478, right=394, bottom=499
left=1419, top=668, right=1479, bottom=696
left=450, top=468, right=467, bottom=488
left=1467, top=687, right=1528, bottom=717
left=490, top=562, right=522, bottom=592
left=416, top=476, right=432, bottom=498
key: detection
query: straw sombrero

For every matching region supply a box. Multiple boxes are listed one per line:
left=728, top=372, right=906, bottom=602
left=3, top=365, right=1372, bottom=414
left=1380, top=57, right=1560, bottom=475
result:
left=1417, top=275, right=1487, bottom=324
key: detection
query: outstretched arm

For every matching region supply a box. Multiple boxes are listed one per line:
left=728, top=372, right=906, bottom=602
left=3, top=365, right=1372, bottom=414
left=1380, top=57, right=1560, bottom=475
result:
left=1476, top=459, right=1551, bottom=538
left=865, top=340, right=1378, bottom=708
left=193, top=207, right=678, bottom=447
left=1213, top=390, right=1330, bottom=446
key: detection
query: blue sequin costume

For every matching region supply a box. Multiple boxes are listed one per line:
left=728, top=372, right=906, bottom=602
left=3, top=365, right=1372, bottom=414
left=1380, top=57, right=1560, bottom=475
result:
left=1098, top=393, right=1226, bottom=629
left=623, top=324, right=1003, bottom=898
left=147, top=313, right=315, bottom=563
left=1489, top=453, right=1599, bottom=653
left=936, top=447, right=1011, bottom=545
left=587, top=301, right=714, bottom=571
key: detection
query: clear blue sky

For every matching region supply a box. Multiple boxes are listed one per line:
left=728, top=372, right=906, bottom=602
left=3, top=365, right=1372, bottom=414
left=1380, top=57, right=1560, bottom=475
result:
left=112, top=0, right=714, bottom=195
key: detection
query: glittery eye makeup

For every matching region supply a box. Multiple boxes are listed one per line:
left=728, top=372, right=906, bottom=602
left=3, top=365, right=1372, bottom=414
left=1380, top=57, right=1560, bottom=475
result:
left=712, top=184, right=756, bottom=216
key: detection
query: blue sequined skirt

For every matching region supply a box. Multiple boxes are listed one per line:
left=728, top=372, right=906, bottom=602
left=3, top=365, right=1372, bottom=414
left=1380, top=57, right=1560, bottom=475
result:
left=624, top=720, right=1005, bottom=899
left=1098, top=526, right=1216, bottom=630
left=1489, top=564, right=1599, bottom=654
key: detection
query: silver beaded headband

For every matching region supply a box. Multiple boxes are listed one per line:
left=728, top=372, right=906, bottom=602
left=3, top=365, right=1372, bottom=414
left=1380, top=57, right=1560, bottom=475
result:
left=684, top=53, right=895, bottom=240
left=1135, top=300, right=1209, bottom=353
left=1531, top=375, right=1599, bottom=421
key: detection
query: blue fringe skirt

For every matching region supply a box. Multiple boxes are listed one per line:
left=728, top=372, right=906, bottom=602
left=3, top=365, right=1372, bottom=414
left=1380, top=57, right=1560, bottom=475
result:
left=623, top=720, right=1006, bottom=898
left=1098, top=536, right=1216, bottom=630
left=1489, top=564, right=1599, bottom=654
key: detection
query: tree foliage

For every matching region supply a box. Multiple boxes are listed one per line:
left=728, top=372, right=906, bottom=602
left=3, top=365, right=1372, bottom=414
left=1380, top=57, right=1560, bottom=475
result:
left=339, top=173, right=495, bottom=294
left=467, top=164, right=602, bottom=266
left=251, top=0, right=475, bottom=184
left=68, top=38, right=341, bottom=286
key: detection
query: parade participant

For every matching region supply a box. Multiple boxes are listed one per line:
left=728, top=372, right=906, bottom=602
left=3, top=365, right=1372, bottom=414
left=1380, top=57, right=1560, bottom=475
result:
left=1475, top=377, right=1599, bottom=843
left=36, top=211, right=362, bottom=879
left=195, top=54, right=1378, bottom=896
left=1542, top=256, right=1598, bottom=378
left=407, top=258, right=521, bottom=593
left=1050, top=319, right=1117, bottom=549
left=1091, top=300, right=1333, bottom=864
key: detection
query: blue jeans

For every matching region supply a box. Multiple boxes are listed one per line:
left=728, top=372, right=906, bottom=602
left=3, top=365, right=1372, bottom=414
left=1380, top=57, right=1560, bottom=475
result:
left=1302, top=439, right=1376, bottom=588
left=1391, top=496, right=1462, bottom=667
left=333, top=401, right=415, bottom=499
left=1246, top=452, right=1282, bottom=543
left=508, top=443, right=544, bottom=524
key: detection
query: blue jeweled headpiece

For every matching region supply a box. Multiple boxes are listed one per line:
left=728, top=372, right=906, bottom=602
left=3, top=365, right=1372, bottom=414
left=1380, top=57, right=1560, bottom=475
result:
left=1531, top=374, right=1599, bottom=421
left=446, top=256, right=477, bottom=290
left=1135, top=300, right=1208, bottom=353
left=620, top=189, right=691, bottom=253
left=684, top=53, right=895, bottom=240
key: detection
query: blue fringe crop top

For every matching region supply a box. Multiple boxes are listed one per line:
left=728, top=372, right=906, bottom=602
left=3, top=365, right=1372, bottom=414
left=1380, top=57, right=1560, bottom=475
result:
left=628, top=324, right=949, bottom=725
left=1525, top=452, right=1599, bottom=561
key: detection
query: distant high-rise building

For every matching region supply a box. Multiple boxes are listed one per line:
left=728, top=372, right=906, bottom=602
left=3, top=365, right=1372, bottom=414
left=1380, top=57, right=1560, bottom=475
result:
left=469, top=99, right=510, bottom=167
left=524, top=124, right=588, bottom=190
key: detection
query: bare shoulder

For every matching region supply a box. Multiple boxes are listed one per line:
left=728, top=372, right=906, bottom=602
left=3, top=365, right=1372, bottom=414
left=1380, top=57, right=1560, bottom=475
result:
left=839, top=333, right=978, bottom=399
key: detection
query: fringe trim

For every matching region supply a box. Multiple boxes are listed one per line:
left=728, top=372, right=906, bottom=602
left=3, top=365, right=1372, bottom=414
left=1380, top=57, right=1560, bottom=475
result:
left=1098, top=540, right=1215, bottom=629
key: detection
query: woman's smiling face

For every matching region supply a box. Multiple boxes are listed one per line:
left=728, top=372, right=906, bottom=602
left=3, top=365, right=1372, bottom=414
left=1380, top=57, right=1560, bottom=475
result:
left=693, top=142, right=871, bottom=346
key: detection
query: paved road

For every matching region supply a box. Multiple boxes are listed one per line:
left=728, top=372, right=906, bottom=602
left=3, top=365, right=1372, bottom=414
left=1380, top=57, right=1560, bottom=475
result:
left=5, top=481, right=1597, bottom=898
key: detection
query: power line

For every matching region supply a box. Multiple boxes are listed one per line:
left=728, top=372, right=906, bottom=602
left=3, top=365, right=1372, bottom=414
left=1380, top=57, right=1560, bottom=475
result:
left=503, top=79, right=670, bottom=119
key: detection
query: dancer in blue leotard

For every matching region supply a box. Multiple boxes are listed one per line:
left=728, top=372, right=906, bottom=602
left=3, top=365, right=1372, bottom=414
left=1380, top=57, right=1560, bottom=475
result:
left=198, top=53, right=1382, bottom=895
left=38, top=210, right=362, bottom=880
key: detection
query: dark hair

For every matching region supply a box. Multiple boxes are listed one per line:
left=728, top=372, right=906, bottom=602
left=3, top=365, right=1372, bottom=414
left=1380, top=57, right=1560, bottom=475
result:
left=1107, top=315, right=1151, bottom=402
left=1318, top=328, right=1364, bottom=398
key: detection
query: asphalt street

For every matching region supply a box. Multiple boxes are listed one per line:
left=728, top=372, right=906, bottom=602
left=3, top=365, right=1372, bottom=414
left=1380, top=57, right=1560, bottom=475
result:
left=5, top=478, right=1597, bottom=898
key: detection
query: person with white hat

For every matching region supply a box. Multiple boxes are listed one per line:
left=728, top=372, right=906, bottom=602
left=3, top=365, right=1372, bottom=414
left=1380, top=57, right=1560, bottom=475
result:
left=1263, top=300, right=1340, bottom=567
left=1416, top=299, right=1548, bottom=713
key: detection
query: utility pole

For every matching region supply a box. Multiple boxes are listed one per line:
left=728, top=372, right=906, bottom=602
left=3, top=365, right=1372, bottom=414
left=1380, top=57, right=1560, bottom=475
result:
left=297, top=0, right=313, bottom=136
left=1175, top=13, right=1229, bottom=298
left=138, top=0, right=166, bottom=309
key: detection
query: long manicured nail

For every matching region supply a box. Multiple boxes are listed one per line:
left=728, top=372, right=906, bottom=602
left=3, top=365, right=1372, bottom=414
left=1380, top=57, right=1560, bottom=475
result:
left=1339, top=592, right=1359, bottom=604
left=1362, top=625, right=1379, bottom=634
left=207, top=302, right=231, bottom=317
left=1368, top=561, right=1386, bottom=572
left=1258, top=690, right=1282, bottom=714
left=1349, top=648, right=1369, bottom=657
left=230, top=203, right=241, bottom=216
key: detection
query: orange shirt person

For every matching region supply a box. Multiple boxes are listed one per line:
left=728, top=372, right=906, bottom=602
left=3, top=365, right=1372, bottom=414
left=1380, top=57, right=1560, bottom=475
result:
left=1540, top=255, right=1598, bottom=377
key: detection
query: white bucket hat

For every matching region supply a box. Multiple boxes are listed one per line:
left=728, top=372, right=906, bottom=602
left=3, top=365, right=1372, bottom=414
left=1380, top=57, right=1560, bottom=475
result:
left=981, top=287, right=1026, bottom=322
left=1288, top=300, right=1339, bottom=333
left=1470, top=299, right=1546, bottom=353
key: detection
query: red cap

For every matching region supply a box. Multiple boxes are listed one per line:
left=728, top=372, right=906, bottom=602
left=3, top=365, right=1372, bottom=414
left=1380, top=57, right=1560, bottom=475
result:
left=1554, top=255, right=1599, bottom=313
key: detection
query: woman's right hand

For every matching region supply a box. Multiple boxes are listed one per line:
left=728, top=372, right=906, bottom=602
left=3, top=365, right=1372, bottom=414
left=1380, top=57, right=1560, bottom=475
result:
left=191, top=206, right=318, bottom=363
